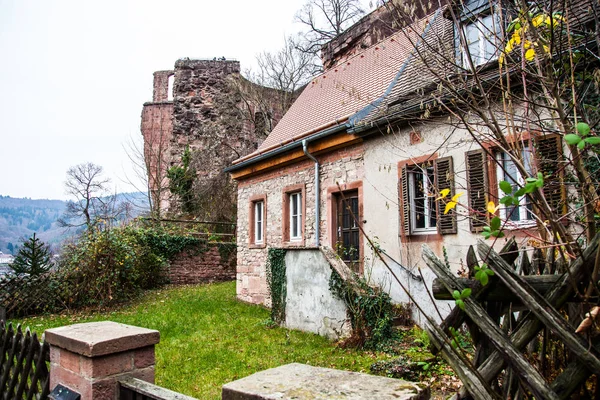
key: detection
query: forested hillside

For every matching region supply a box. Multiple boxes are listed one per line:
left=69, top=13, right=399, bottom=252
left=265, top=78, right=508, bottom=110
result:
left=0, top=193, right=149, bottom=254
left=0, top=195, right=67, bottom=253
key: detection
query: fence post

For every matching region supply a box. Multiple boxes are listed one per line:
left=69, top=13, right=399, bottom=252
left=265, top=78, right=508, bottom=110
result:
left=44, top=321, right=160, bottom=399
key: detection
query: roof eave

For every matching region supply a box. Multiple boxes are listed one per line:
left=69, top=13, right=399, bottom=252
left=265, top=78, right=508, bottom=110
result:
left=224, top=123, right=350, bottom=173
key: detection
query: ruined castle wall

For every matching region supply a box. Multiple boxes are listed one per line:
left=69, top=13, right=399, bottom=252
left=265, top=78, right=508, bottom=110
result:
left=141, top=71, right=175, bottom=211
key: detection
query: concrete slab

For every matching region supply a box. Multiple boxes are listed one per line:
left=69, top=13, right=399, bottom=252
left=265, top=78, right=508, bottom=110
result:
left=222, top=363, right=430, bottom=400
left=45, top=321, right=160, bottom=357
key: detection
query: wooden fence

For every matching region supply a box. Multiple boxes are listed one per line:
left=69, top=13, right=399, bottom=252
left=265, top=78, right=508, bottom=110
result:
left=424, top=236, right=600, bottom=399
left=0, top=273, right=66, bottom=319
left=0, top=321, right=50, bottom=400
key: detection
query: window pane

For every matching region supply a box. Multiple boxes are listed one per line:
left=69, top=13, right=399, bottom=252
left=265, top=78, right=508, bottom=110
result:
left=480, top=14, right=497, bottom=62
left=255, top=201, right=263, bottom=242
left=292, top=194, right=299, bottom=216
left=429, top=196, right=437, bottom=228
left=292, top=217, right=298, bottom=238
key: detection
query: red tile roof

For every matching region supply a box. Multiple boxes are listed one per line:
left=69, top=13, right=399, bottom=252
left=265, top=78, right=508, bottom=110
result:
left=232, top=16, right=431, bottom=165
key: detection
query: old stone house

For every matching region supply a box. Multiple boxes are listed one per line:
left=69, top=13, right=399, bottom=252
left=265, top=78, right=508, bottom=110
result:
left=227, top=0, right=596, bottom=333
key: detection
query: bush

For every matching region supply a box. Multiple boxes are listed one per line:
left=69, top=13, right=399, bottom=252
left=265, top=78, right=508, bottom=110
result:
left=57, top=224, right=201, bottom=308
left=329, top=268, right=394, bottom=349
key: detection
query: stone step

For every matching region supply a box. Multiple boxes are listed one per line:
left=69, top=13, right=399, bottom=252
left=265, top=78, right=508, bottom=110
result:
left=221, top=363, right=430, bottom=400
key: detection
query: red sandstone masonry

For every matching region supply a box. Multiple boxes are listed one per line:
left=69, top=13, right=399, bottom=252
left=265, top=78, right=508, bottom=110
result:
left=46, top=321, right=160, bottom=400
left=236, top=142, right=365, bottom=305
left=168, top=243, right=236, bottom=285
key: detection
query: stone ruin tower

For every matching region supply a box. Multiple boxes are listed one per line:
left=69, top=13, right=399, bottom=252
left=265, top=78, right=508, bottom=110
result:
left=141, top=59, right=282, bottom=218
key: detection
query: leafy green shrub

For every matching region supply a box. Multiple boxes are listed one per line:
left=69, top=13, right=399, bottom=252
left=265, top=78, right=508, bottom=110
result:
left=58, top=225, right=202, bottom=307
left=329, top=268, right=393, bottom=349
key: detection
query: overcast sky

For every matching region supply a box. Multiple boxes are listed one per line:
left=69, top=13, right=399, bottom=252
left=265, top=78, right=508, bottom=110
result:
left=0, top=0, right=373, bottom=200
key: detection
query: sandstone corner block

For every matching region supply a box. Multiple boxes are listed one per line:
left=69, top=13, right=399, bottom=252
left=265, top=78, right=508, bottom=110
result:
left=45, top=321, right=160, bottom=357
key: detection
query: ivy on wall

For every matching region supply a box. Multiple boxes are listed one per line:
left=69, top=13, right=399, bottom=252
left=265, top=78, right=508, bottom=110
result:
left=217, top=242, right=237, bottom=262
left=266, top=248, right=287, bottom=324
left=329, top=268, right=393, bottom=349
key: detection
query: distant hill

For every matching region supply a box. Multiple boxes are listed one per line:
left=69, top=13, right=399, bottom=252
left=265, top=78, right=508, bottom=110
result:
left=0, top=192, right=149, bottom=254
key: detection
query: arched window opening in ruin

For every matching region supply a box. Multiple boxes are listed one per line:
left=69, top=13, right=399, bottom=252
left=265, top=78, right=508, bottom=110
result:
left=167, top=74, right=174, bottom=101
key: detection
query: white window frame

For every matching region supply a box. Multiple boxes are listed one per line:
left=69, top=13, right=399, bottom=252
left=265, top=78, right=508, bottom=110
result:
left=461, top=12, right=500, bottom=68
left=289, top=192, right=302, bottom=241
left=408, top=165, right=437, bottom=234
left=254, top=200, right=264, bottom=244
left=496, top=148, right=535, bottom=225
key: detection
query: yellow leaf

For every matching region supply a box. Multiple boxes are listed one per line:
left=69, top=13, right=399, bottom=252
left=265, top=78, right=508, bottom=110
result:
left=505, top=39, right=515, bottom=53
left=444, top=201, right=457, bottom=214
left=525, top=48, right=536, bottom=61
left=523, top=40, right=532, bottom=49
left=487, top=201, right=499, bottom=214
left=451, top=192, right=464, bottom=202
left=437, top=188, right=450, bottom=200
left=499, top=53, right=505, bottom=67
left=532, top=14, right=545, bottom=27
left=512, top=32, right=521, bottom=45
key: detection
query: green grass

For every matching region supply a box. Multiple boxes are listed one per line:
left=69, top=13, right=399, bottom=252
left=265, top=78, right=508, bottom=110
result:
left=13, top=281, right=392, bottom=399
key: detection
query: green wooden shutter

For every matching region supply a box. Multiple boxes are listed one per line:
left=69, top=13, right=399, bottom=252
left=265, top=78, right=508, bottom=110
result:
left=399, top=164, right=411, bottom=236
left=465, top=150, right=489, bottom=231
left=535, top=135, right=565, bottom=217
left=435, top=156, right=457, bottom=234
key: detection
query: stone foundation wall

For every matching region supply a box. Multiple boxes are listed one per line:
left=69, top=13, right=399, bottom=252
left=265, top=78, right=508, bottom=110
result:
left=169, top=243, right=237, bottom=285
left=236, top=142, right=365, bottom=305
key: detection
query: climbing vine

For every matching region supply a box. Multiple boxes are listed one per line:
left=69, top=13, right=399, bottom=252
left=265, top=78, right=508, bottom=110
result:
left=167, top=145, right=197, bottom=214
left=217, top=242, right=237, bottom=262
left=329, top=268, right=393, bottom=349
left=266, top=248, right=287, bottom=324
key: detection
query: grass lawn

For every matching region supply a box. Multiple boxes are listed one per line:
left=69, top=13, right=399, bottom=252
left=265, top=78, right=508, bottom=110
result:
left=12, top=281, right=400, bottom=399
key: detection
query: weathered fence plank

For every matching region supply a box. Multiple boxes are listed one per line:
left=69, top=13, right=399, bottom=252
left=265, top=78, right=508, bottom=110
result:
left=0, top=322, right=50, bottom=400
left=478, top=240, right=600, bottom=373
left=453, top=234, right=600, bottom=399
left=432, top=239, right=518, bottom=355
left=426, top=326, right=499, bottom=400
left=432, top=275, right=561, bottom=301
left=422, top=245, right=560, bottom=400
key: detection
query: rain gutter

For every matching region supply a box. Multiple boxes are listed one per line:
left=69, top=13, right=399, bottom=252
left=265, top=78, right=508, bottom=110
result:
left=302, top=139, right=320, bottom=247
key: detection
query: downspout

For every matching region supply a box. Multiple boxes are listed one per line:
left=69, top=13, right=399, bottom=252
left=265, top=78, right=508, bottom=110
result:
left=302, top=139, right=320, bottom=247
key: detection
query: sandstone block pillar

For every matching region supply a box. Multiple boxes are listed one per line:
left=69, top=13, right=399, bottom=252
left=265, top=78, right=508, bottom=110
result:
left=45, top=321, right=160, bottom=400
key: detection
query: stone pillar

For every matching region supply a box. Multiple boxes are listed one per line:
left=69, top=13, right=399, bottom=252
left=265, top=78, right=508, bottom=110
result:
left=45, top=321, right=160, bottom=400
left=153, top=70, right=173, bottom=102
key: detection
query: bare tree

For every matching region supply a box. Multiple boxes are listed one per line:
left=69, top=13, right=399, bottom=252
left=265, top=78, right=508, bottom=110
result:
left=229, top=34, right=316, bottom=139
left=58, top=162, right=125, bottom=231
left=123, top=122, right=172, bottom=220
left=295, top=0, right=366, bottom=60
